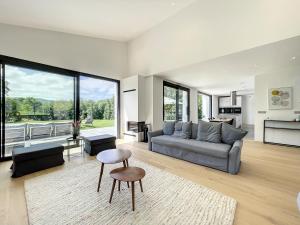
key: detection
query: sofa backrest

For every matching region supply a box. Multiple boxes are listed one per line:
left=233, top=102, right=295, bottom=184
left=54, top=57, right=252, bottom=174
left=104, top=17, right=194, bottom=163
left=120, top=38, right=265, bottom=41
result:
left=191, top=123, right=198, bottom=139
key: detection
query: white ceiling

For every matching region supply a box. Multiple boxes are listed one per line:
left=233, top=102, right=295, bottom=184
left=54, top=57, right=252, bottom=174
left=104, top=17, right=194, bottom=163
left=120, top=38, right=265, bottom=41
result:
left=160, top=36, right=300, bottom=95
left=0, top=0, right=196, bottom=41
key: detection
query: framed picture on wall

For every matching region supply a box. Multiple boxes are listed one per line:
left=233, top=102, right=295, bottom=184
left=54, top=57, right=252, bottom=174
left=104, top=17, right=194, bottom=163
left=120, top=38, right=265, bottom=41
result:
left=268, top=87, right=293, bottom=110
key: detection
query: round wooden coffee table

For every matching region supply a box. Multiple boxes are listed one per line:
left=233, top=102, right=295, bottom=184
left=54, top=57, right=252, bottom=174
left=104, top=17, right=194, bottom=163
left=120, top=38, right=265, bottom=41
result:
left=109, top=167, right=146, bottom=211
left=96, top=149, right=132, bottom=192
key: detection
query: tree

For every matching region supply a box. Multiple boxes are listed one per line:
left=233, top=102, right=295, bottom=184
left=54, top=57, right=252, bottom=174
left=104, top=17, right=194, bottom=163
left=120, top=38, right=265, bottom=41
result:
left=198, top=95, right=203, bottom=120
left=21, top=97, right=42, bottom=115
left=5, top=81, right=10, bottom=96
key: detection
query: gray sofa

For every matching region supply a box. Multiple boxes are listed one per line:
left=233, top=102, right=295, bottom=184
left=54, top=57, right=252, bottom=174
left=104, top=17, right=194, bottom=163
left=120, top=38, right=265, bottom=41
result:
left=148, top=121, right=246, bottom=174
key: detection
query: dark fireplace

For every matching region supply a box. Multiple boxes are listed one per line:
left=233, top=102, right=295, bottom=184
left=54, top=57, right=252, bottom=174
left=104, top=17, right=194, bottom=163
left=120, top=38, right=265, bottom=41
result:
left=127, top=121, right=145, bottom=133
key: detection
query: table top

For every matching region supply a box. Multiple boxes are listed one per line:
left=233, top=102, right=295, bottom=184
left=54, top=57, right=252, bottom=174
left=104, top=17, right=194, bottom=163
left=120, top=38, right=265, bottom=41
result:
left=110, top=167, right=145, bottom=182
left=96, top=149, right=132, bottom=164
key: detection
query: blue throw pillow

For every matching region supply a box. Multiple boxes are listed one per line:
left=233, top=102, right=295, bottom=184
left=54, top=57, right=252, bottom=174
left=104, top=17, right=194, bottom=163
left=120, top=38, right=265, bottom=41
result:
left=196, top=120, right=221, bottom=143
left=221, top=122, right=248, bottom=145
left=173, top=121, right=183, bottom=137
left=191, top=123, right=198, bottom=139
left=162, top=121, right=175, bottom=135
left=172, top=121, right=192, bottom=139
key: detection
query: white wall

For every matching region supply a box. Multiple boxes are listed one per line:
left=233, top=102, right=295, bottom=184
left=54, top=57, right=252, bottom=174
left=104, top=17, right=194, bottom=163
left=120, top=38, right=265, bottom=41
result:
left=189, top=89, right=198, bottom=123
left=255, top=66, right=300, bottom=141
left=212, top=95, right=219, bottom=118
left=0, top=23, right=127, bottom=79
left=242, top=94, right=255, bottom=125
left=152, top=76, right=164, bottom=131
left=128, top=0, right=300, bottom=75
left=121, top=76, right=139, bottom=135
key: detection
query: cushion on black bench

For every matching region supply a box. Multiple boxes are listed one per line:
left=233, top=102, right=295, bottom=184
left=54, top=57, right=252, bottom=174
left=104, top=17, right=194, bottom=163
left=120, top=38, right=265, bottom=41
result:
left=83, top=134, right=116, bottom=156
left=11, top=142, right=64, bottom=178
left=12, top=142, right=64, bottom=163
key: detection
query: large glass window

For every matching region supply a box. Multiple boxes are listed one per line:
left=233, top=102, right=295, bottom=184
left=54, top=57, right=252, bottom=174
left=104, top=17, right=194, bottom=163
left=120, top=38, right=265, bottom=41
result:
left=198, top=92, right=212, bottom=121
left=4, top=65, right=75, bottom=157
left=163, top=81, right=189, bottom=122
left=0, top=56, right=120, bottom=160
left=80, top=76, right=118, bottom=137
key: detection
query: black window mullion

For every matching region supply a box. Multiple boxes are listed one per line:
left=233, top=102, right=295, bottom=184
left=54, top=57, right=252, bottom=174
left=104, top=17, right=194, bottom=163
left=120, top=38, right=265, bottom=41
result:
left=1, top=63, right=5, bottom=159
left=75, top=75, right=80, bottom=123
left=176, top=88, right=179, bottom=121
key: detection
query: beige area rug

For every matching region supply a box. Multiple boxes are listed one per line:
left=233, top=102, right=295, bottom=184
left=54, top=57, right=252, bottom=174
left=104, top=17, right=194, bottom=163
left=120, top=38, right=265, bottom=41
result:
left=25, top=159, right=236, bottom=225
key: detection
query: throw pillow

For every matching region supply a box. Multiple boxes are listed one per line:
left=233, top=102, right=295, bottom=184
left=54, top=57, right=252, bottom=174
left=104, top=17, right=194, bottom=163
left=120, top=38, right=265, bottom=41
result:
left=173, top=121, right=183, bottom=137
left=181, top=122, right=192, bottom=139
left=196, top=120, right=222, bottom=143
left=221, top=122, right=248, bottom=145
left=162, top=121, right=175, bottom=135
left=191, top=123, right=198, bottom=139
left=173, top=121, right=192, bottom=139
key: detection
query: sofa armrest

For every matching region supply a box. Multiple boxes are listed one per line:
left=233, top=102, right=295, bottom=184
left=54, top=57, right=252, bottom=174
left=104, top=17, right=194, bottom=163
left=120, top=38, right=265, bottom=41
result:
left=148, top=129, right=163, bottom=150
left=228, top=140, right=243, bottom=174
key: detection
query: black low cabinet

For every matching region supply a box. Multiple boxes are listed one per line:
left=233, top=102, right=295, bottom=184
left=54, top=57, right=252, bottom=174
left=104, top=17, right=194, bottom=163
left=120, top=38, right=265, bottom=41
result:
left=11, top=143, right=64, bottom=178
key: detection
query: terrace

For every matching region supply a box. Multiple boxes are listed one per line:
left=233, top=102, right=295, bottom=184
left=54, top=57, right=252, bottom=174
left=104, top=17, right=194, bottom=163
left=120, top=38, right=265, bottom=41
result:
left=5, top=120, right=115, bottom=156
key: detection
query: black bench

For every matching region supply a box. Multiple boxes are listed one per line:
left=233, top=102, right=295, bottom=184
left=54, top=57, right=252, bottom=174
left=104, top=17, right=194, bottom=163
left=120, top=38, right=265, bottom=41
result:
left=83, top=134, right=116, bottom=156
left=11, top=142, right=64, bottom=178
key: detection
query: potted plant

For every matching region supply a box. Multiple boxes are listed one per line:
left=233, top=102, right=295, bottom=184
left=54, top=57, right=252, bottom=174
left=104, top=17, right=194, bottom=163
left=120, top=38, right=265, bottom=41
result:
left=72, top=120, right=81, bottom=139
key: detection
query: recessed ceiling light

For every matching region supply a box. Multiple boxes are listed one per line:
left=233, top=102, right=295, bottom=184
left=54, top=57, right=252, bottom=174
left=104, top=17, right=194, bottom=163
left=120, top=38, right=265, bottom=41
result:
left=291, top=56, right=296, bottom=60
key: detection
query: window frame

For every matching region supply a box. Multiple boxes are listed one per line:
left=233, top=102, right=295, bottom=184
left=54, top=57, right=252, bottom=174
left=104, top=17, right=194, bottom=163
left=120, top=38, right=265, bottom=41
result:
left=0, top=54, right=120, bottom=161
left=197, top=91, right=212, bottom=120
left=163, top=81, right=190, bottom=122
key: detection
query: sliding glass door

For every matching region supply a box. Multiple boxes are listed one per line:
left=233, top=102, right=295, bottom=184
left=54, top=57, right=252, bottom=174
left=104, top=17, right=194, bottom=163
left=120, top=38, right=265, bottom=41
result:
left=198, top=92, right=212, bottom=121
left=0, top=63, right=4, bottom=159
left=163, top=81, right=190, bottom=122
left=80, top=76, right=118, bottom=136
left=4, top=65, right=75, bottom=157
left=0, top=55, right=120, bottom=160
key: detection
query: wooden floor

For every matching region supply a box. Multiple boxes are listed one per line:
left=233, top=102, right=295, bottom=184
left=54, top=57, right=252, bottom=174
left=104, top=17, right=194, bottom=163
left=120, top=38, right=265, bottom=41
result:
left=0, top=140, right=300, bottom=225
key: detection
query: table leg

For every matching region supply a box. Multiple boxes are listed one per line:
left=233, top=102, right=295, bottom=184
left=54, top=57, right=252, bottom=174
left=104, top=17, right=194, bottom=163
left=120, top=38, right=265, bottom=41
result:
left=97, top=163, right=104, bottom=192
left=131, top=181, right=135, bottom=211
left=109, top=179, right=116, bottom=203
left=126, top=159, right=129, bottom=167
left=118, top=180, right=121, bottom=191
left=123, top=161, right=130, bottom=188
left=139, top=180, right=143, bottom=192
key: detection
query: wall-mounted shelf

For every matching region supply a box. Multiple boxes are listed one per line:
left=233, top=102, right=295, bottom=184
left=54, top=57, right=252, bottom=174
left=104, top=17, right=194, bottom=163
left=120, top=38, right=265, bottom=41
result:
left=263, top=120, right=300, bottom=147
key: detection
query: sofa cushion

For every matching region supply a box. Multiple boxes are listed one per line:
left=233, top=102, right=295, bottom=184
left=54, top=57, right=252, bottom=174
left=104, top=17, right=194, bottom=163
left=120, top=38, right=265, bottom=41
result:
left=83, top=134, right=116, bottom=145
left=191, top=123, right=198, bottom=139
left=173, top=122, right=183, bottom=137
left=163, top=121, right=175, bottom=135
left=12, top=142, right=64, bottom=163
left=221, top=123, right=248, bottom=145
left=197, top=120, right=221, bottom=143
left=151, top=135, right=231, bottom=158
left=172, top=121, right=192, bottom=139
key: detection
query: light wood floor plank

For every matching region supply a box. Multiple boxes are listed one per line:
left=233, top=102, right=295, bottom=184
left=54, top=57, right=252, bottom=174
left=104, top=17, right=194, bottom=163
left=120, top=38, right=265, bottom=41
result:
left=0, top=140, right=299, bottom=225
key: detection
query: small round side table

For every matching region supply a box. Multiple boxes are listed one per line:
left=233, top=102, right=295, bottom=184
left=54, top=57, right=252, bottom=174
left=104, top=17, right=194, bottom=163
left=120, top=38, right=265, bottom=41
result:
left=96, top=148, right=132, bottom=192
left=109, top=167, right=146, bottom=211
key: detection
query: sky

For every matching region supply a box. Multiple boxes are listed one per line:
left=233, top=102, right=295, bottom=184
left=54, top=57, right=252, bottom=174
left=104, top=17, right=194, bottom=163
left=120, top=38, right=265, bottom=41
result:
left=5, top=65, right=117, bottom=101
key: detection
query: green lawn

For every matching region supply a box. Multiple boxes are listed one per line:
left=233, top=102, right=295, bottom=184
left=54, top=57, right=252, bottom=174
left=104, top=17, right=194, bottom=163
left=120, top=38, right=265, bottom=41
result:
left=80, top=119, right=114, bottom=130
